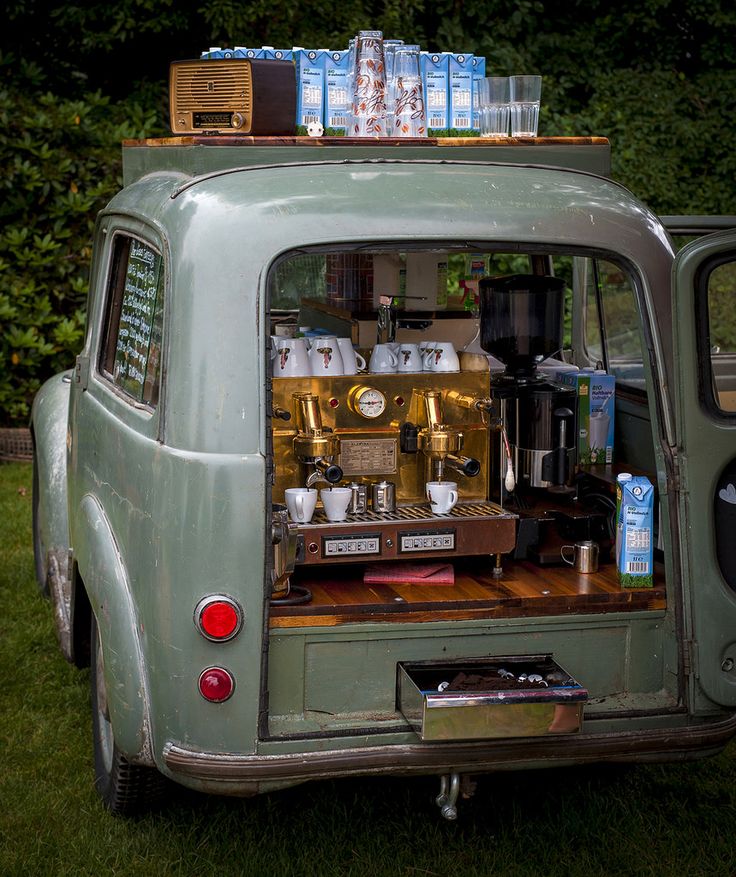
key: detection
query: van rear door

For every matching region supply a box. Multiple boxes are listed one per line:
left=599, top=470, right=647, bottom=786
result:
left=673, top=226, right=736, bottom=707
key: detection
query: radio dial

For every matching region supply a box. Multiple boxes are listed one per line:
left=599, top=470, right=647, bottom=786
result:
left=231, top=113, right=245, bottom=129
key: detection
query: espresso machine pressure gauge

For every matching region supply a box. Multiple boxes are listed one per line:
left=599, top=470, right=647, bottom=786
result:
left=348, top=386, right=387, bottom=419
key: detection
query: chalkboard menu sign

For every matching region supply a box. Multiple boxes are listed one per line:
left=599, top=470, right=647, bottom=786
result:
left=111, top=238, right=164, bottom=404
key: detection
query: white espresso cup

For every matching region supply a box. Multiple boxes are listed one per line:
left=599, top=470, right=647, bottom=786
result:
left=308, top=336, right=344, bottom=376
left=369, top=343, right=399, bottom=374
left=272, top=337, right=310, bottom=377
left=320, top=486, right=353, bottom=522
left=336, top=338, right=367, bottom=376
left=426, top=480, right=459, bottom=515
left=397, top=342, right=423, bottom=373
left=421, top=341, right=438, bottom=371
left=284, top=487, right=318, bottom=523
left=426, top=341, right=460, bottom=373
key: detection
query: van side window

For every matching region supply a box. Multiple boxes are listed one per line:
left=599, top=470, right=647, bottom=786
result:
left=585, top=259, right=645, bottom=391
left=705, top=259, right=736, bottom=414
left=99, top=235, right=165, bottom=407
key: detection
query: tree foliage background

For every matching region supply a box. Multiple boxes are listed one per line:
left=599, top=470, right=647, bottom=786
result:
left=2, top=0, right=735, bottom=424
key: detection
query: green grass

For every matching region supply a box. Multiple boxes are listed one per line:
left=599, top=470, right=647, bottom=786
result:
left=2, top=461, right=736, bottom=876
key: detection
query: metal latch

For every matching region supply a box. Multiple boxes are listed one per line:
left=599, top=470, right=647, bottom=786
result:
left=74, top=355, right=90, bottom=390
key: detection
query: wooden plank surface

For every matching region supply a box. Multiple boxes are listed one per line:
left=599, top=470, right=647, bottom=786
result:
left=123, top=135, right=610, bottom=148
left=269, top=560, right=666, bottom=628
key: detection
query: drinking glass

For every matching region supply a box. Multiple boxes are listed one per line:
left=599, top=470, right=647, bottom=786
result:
left=509, top=75, right=542, bottom=137
left=351, top=30, right=388, bottom=137
left=389, top=46, right=427, bottom=138
left=383, top=39, right=405, bottom=134
left=479, top=77, right=510, bottom=138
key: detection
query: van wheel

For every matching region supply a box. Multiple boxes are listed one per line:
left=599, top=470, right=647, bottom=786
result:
left=91, top=615, right=167, bottom=815
left=31, top=455, right=49, bottom=597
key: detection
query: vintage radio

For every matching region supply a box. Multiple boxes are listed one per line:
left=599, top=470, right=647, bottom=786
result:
left=169, top=58, right=296, bottom=135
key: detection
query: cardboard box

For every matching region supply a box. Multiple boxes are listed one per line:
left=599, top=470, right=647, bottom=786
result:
left=421, top=52, right=449, bottom=134
left=559, top=369, right=615, bottom=465
left=448, top=53, right=474, bottom=133
left=324, top=50, right=350, bottom=133
left=471, top=56, right=486, bottom=132
left=616, top=475, right=654, bottom=587
left=262, top=47, right=293, bottom=61
left=294, top=49, right=326, bottom=128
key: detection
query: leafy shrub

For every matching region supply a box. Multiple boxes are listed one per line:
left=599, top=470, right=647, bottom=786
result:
left=0, top=57, right=161, bottom=425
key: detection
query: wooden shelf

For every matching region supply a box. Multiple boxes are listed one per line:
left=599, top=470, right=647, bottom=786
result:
left=270, top=560, right=665, bottom=628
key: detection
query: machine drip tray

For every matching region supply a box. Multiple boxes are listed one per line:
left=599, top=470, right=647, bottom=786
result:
left=308, top=501, right=510, bottom=525
left=295, top=502, right=517, bottom=565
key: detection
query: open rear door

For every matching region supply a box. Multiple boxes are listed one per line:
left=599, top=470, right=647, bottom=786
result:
left=673, top=227, right=736, bottom=707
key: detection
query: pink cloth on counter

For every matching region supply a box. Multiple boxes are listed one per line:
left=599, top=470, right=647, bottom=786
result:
left=363, top=562, right=455, bottom=585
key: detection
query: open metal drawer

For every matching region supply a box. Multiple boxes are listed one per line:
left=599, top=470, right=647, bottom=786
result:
left=397, top=655, right=587, bottom=742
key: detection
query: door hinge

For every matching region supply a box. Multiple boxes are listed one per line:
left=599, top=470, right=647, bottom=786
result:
left=74, top=355, right=90, bottom=390
left=683, top=639, right=699, bottom=678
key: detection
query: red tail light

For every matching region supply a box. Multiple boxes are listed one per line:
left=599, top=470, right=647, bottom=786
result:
left=198, top=667, right=235, bottom=702
left=194, top=595, right=243, bottom=641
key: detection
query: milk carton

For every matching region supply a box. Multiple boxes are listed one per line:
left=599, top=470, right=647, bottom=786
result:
left=201, top=47, right=236, bottom=59
left=294, top=49, right=326, bottom=130
left=559, top=368, right=615, bottom=465
left=448, top=53, right=474, bottom=134
left=421, top=52, right=449, bottom=134
left=324, top=50, right=350, bottom=134
left=471, top=56, right=486, bottom=132
left=617, top=475, right=654, bottom=588
left=262, top=47, right=293, bottom=61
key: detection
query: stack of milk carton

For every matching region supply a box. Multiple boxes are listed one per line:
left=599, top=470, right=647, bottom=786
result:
left=201, top=43, right=486, bottom=136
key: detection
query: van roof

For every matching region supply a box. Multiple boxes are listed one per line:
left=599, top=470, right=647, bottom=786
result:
left=121, top=135, right=611, bottom=187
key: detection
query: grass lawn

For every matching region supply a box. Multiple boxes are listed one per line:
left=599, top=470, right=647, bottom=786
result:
left=2, top=460, right=735, bottom=876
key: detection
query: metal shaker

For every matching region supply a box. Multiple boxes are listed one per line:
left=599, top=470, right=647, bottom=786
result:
left=348, top=482, right=368, bottom=514
left=371, top=480, right=396, bottom=513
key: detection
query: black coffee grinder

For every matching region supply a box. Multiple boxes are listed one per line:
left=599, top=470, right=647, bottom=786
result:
left=479, top=275, right=608, bottom=563
left=480, top=274, right=576, bottom=494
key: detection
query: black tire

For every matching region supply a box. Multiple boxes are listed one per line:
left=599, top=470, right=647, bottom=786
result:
left=31, top=452, right=49, bottom=597
left=91, top=614, right=167, bottom=815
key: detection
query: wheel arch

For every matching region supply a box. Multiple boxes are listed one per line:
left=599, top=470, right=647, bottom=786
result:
left=30, top=371, right=72, bottom=593
left=74, top=493, right=155, bottom=765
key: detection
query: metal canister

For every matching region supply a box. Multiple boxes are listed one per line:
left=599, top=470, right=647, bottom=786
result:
left=371, top=480, right=396, bottom=513
left=348, top=482, right=368, bottom=514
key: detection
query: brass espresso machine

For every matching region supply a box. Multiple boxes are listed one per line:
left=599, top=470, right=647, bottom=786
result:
left=270, top=370, right=517, bottom=580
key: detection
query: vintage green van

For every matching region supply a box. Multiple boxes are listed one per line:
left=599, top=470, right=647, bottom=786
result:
left=31, top=134, right=736, bottom=818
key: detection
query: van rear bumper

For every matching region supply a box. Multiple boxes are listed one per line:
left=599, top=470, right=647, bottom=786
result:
left=164, top=712, right=736, bottom=786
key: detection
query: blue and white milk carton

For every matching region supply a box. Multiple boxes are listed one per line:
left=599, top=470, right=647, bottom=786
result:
left=559, top=368, right=616, bottom=465
left=201, top=47, right=236, bottom=59
left=262, top=47, right=293, bottom=61
left=324, top=49, right=350, bottom=134
left=421, top=51, right=449, bottom=134
left=243, top=47, right=267, bottom=59
left=471, top=56, right=486, bottom=131
left=294, top=49, right=327, bottom=130
left=616, top=475, right=655, bottom=588
left=448, top=52, right=474, bottom=133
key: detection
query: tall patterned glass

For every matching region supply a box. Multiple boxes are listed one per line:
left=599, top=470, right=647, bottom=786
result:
left=352, top=30, right=387, bottom=137
left=390, top=46, right=427, bottom=138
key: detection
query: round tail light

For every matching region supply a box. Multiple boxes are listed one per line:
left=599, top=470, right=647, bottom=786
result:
left=194, top=596, right=243, bottom=641
left=198, top=667, right=235, bottom=702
